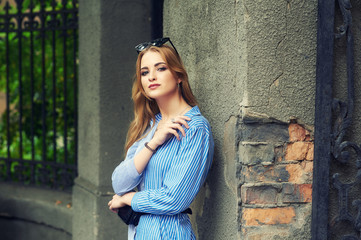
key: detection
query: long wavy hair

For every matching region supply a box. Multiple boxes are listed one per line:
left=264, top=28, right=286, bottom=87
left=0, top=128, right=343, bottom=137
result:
left=125, top=45, right=198, bottom=152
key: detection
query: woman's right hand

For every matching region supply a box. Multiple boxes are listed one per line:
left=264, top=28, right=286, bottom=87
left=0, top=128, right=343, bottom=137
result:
left=134, top=115, right=191, bottom=174
left=149, top=116, right=191, bottom=148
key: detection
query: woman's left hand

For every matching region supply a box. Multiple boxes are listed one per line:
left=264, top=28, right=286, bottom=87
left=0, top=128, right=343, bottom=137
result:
left=108, top=192, right=136, bottom=213
left=108, top=194, right=125, bottom=213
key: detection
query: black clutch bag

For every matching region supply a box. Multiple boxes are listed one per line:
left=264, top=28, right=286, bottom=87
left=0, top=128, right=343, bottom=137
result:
left=117, top=205, right=143, bottom=226
left=117, top=206, right=192, bottom=226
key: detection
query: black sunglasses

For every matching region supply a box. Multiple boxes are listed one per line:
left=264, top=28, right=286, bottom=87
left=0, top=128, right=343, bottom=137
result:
left=134, top=37, right=179, bottom=55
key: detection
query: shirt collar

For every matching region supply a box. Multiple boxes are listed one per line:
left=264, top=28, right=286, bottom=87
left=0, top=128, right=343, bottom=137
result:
left=155, top=105, right=200, bottom=122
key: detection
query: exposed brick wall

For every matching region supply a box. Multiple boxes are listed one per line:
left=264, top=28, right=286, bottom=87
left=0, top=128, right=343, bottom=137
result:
left=238, top=119, right=313, bottom=239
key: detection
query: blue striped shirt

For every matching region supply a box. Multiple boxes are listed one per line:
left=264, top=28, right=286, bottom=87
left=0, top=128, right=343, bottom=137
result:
left=112, top=106, right=214, bottom=239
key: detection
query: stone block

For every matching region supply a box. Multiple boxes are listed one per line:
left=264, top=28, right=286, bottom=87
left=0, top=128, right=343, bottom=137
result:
left=241, top=165, right=290, bottom=183
left=241, top=162, right=313, bottom=184
left=241, top=184, right=281, bottom=204
left=242, top=207, right=296, bottom=226
left=239, top=143, right=275, bottom=165
left=274, top=144, right=286, bottom=162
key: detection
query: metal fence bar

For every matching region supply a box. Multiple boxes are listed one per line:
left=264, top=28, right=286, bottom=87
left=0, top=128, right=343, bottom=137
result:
left=5, top=2, right=11, bottom=181
left=62, top=0, right=68, bottom=165
left=329, top=1, right=361, bottom=239
left=16, top=0, right=23, bottom=164
left=313, top=0, right=361, bottom=239
left=51, top=0, right=58, bottom=187
left=30, top=0, right=35, bottom=184
left=311, top=0, right=335, bottom=239
left=51, top=0, right=57, bottom=168
left=72, top=0, right=77, bottom=172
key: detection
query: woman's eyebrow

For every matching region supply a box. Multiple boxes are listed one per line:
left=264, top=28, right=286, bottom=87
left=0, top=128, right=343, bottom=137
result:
left=154, top=62, right=166, bottom=67
left=141, top=62, right=166, bottom=70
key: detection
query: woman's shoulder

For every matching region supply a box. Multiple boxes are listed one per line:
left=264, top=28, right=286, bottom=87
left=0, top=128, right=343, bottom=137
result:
left=186, top=106, right=211, bottom=132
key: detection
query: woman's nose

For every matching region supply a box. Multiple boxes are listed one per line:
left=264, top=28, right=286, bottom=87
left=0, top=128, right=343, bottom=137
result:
left=149, top=71, right=156, bottom=81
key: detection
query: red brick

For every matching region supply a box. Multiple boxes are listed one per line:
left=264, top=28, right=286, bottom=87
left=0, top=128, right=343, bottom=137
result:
left=289, top=123, right=306, bottom=142
left=282, top=183, right=312, bottom=203
left=286, top=162, right=313, bottom=183
left=306, top=143, right=314, bottom=161
left=299, top=184, right=312, bottom=202
left=242, top=207, right=296, bottom=226
left=241, top=165, right=289, bottom=183
left=285, top=142, right=311, bottom=161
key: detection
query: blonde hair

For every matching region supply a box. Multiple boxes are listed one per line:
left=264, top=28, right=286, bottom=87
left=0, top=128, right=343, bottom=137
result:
left=125, top=45, right=197, bottom=152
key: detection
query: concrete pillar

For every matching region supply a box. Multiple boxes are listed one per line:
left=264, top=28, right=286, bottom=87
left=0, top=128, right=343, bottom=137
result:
left=72, top=1, right=152, bottom=239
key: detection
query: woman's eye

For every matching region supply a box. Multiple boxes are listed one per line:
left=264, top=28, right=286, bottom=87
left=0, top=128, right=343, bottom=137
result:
left=141, top=71, right=148, bottom=76
left=158, top=67, right=167, bottom=71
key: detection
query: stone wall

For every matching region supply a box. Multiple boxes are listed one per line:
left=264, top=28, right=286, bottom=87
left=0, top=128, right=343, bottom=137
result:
left=164, top=0, right=317, bottom=239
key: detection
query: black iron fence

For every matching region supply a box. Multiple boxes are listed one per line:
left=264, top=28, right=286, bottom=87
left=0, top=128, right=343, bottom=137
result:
left=312, top=0, right=361, bottom=239
left=0, top=0, right=78, bottom=189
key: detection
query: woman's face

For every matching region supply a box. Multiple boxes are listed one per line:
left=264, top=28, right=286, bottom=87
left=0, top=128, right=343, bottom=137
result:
left=140, top=50, right=180, bottom=101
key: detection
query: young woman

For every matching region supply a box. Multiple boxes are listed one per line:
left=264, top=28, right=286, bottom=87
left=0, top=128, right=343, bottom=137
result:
left=108, top=38, right=214, bottom=239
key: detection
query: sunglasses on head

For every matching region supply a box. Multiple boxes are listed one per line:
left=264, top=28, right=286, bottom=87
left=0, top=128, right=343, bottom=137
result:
left=134, top=37, right=179, bottom=55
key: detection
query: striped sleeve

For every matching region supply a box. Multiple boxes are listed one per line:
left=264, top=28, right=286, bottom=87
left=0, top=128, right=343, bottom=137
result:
left=111, top=139, right=144, bottom=196
left=131, top=123, right=213, bottom=215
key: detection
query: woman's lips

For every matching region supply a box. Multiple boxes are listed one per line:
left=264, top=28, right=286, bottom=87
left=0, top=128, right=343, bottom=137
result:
left=149, top=84, right=160, bottom=90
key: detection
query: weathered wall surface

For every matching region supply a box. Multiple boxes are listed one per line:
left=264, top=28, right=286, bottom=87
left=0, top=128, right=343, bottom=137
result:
left=242, top=0, right=317, bottom=124
left=164, top=0, right=244, bottom=239
left=164, top=0, right=317, bottom=239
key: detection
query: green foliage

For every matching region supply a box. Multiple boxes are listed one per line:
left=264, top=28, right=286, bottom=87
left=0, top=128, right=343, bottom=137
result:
left=0, top=1, right=78, bottom=187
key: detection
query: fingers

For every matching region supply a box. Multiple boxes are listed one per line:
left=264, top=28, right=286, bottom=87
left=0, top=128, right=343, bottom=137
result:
left=171, top=123, right=186, bottom=137
left=169, top=128, right=180, bottom=140
left=170, top=116, right=190, bottom=137
left=108, top=194, right=122, bottom=213
left=108, top=200, right=116, bottom=212
left=171, top=115, right=191, bottom=122
left=174, top=115, right=191, bottom=124
left=173, top=118, right=190, bottom=129
left=171, top=116, right=191, bottom=128
left=153, top=116, right=191, bottom=144
left=108, top=200, right=120, bottom=213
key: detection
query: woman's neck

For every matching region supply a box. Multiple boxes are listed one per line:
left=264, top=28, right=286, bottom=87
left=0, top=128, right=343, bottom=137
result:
left=156, top=96, right=190, bottom=121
